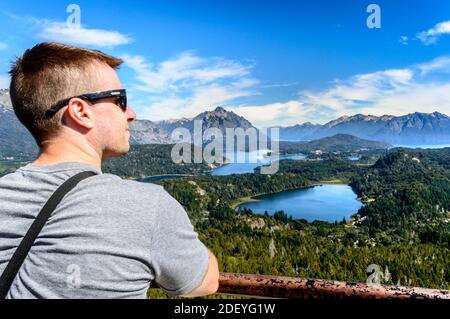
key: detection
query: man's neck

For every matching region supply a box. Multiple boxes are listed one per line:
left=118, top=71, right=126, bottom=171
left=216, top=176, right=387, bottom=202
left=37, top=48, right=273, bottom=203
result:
left=33, top=137, right=102, bottom=169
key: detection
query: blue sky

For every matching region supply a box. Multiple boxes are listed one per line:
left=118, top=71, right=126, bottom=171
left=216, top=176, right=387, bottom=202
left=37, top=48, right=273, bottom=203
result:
left=0, top=0, right=449, bottom=127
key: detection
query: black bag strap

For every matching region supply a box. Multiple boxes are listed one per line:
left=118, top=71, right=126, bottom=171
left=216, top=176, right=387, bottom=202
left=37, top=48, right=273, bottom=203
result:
left=0, top=171, right=97, bottom=299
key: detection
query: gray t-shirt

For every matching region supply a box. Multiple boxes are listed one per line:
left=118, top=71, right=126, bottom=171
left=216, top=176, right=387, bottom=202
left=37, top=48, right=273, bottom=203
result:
left=0, top=162, right=209, bottom=299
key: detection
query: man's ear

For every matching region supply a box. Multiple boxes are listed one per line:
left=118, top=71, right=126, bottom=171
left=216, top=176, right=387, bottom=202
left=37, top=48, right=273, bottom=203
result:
left=64, top=98, right=95, bottom=129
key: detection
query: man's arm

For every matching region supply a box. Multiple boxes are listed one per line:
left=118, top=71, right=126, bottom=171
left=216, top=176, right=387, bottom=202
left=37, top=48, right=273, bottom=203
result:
left=148, top=186, right=220, bottom=297
left=181, top=250, right=220, bottom=298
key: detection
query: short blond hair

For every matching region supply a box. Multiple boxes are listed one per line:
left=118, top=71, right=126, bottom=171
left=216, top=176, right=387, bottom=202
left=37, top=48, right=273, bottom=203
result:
left=9, top=42, right=123, bottom=146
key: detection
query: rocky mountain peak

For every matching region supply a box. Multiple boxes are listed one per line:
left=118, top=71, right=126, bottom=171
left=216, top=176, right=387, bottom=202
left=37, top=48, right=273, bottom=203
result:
left=194, top=107, right=254, bottom=128
left=213, top=106, right=227, bottom=113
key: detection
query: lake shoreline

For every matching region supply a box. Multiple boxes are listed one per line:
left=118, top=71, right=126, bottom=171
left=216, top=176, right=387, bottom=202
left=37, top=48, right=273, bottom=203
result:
left=212, top=153, right=306, bottom=176
left=230, top=179, right=350, bottom=209
left=232, top=181, right=363, bottom=223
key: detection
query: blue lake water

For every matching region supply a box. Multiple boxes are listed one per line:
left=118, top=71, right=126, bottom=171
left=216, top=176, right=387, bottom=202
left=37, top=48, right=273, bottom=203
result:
left=237, top=184, right=363, bottom=222
left=212, top=151, right=305, bottom=176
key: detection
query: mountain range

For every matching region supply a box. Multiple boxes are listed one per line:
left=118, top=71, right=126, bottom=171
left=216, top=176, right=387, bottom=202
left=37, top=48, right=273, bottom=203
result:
left=0, top=89, right=448, bottom=159
left=275, top=112, right=450, bottom=145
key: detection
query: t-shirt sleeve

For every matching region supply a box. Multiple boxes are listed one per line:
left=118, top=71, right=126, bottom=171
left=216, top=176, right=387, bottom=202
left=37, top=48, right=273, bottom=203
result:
left=149, top=188, right=210, bottom=296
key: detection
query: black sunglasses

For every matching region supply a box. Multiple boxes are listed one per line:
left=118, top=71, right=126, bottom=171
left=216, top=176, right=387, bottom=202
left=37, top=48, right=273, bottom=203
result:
left=46, top=89, right=127, bottom=117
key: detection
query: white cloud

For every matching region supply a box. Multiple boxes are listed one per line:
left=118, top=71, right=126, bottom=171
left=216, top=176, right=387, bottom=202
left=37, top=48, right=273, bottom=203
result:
left=123, top=52, right=252, bottom=92
left=38, top=21, right=132, bottom=47
left=7, top=14, right=133, bottom=48
left=293, top=59, right=450, bottom=123
left=124, top=52, right=259, bottom=120
left=230, top=101, right=306, bottom=128
left=417, top=55, right=450, bottom=75
left=0, top=42, right=8, bottom=50
left=223, top=56, right=450, bottom=127
left=417, top=20, right=450, bottom=45
left=368, top=82, right=450, bottom=116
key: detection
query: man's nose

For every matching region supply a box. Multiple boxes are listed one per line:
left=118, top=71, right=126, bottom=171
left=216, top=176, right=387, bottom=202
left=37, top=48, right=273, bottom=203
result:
left=126, top=106, right=137, bottom=122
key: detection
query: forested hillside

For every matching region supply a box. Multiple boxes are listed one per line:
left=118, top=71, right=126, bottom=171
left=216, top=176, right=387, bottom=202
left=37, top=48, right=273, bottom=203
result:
left=148, top=148, right=449, bottom=298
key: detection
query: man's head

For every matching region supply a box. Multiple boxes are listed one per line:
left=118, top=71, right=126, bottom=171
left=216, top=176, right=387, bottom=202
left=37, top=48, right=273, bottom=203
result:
left=9, top=42, right=136, bottom=159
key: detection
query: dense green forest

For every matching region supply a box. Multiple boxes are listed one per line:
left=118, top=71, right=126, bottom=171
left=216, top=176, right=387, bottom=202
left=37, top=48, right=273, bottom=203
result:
left=148, top=148, right=449, bottom=297
left=351, top=150, right=450, bottom=245
left=102, top=143, right=216, bottom=177
left=279, top=133, right=390, bottom=154
left=270, top=157, right=362, bottom=182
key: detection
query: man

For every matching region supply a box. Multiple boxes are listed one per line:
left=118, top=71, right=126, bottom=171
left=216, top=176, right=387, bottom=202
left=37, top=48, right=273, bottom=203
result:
left=0, top=42, right=219, bottom=299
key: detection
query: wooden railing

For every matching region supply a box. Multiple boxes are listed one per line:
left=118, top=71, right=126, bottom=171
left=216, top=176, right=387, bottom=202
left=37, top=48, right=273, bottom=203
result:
left=152, top=273, right=450, bottom=299
left=216, top=273, right=450, bottom=299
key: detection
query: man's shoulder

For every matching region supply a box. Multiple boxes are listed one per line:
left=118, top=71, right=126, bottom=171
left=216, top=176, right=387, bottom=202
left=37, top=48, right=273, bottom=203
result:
left=98, top=173, right=163, bottom=189
left=90, top=173, right=167, bottom=197
left=88, top=174, right=188, bottom=226
left=73, top=173, right=181, bottom=222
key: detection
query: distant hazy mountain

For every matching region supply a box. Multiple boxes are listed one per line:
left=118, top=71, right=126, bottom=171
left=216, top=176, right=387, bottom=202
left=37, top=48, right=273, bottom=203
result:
left=129, top=120, right=172, bottom=144
left=0, top=89, right=12, bottom=106
left=0, top=90, right=38, bottom=159
left=271, top=122, right=321, bottom=141
left=279, top=133, right=390, bottom=154
left=276, top=112, right=450, bottom=145
left=157, top=117, right=195, bottom=136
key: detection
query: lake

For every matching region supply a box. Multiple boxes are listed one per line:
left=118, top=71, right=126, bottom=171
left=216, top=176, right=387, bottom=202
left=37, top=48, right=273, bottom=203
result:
left=237, top=184, right=363, bottom=222
left=212, top=150, right=305, bottom=176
